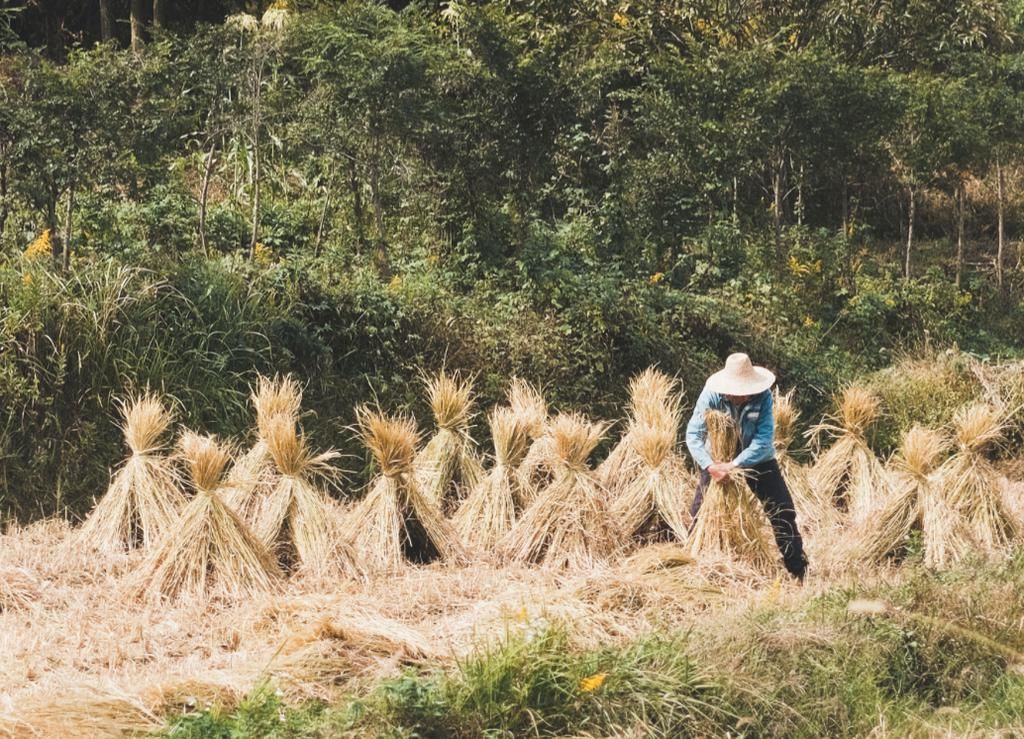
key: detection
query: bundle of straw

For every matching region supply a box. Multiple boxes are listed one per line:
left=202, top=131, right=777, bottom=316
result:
left=78, top=393, right=186, bottom=553
left=252, top=416, right=359, bottom=577
left=223, top=375, right=303, bottom=523
left=597, top=368, right=681, bottom=501
left=414, top=370, right=484, bottom=513
left=609, top=407, right=693, bottom=546
left=809, top=386, right=889, bottom=517
left=687, top=411, right=777, bottom=570
left=349, top=408, right=465, bottom=572
left=848, top=425, right=948, bottom=564
left=773, top=389, right=836, bottom=541
left=502, top=413, right=615, bottom=570
left=132, top=432, right=280, bottom=600
left=453, top=407, right=532, bottom=552
left=935, top=403, right=1021, bottom=560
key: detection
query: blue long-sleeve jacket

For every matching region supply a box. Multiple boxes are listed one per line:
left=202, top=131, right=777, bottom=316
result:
left=685, top=387, right=775, bottom=470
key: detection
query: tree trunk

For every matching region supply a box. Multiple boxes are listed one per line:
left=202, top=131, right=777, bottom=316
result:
left=199, top=140, right=216, bottom=255
left=956, top=184, right=965, bottom=289
left=130, top=0, right=145, bottom=52
left=99, top=0, right=115, bottom=42
left=247, top=65, right=263, bottom=260
left=314, top=170, right=334, bottom=258
left=904, top=185, right=915, bottom=280
left=841, top=176, right=849, bottom=238
left=996, top=156, right=1005, bottom=289
left=772, top=153, right=784, bottom=253
left=0, top=155, right=8, bottom=245
left=152, top=0, right=165, bottom=27
left=348, top=156, right=366, bottom=255
left=62, top=185, right=75, bottom=272
left=796, top=162, right=805, bottom=227
left=732, top=176, right=738, bottom=225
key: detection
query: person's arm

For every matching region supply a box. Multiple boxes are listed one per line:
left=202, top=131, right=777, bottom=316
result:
left=733, top=391, right=775, bottom=468
left=685, top=387, right=715, bottom=470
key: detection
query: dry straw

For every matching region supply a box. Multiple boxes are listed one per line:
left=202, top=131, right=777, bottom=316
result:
left=349, top=407, right=466, bottom=572
left=772, top=389, right=837, bottom=544
left=687, top=410, right=777, bottom=570
left=502, top=412, right=615, bottom=569
left=78, top=393, right=186, bottom=553
left=414, top=370, right=484, bottom=513
left=132, top=432, right=281, bottom=600
left=809, top=385, right=889, bottom=517
left=609, top=403, right=693, bottom=546
left=224, top=375, right=303, bottom=523
left=453, top=407, right=532, bottom=552
left=510, top=379, right=556, bottom=503
left=252, top=416, right=359, bottom=577
left=934, top=403, right=1021, bottom=562
left=596, top=368, right=680, bottom=500
left=847, top=425, right=948, bottom=565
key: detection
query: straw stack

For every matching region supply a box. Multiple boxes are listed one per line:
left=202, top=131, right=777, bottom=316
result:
left=503, top=413, right=615, bottom=570
left=935, top=403, right=1021, bottom=560
left=596, top=368, right=679, bottom=500
left=509, top=379, right=552, bottom=505
left=849, top=425, right=947, bottom=564
left=453, top=407, right=532, bottom=552
left=773, top=389, right=836, bottom=541
left=414, top=370, right=484, bottom=514
left=252, top=416, right=359, bottom=577
left=78, top=393, right=186, bottom=553
left=132, top=432, right=280, bottom=600
left=810, top=386, right=889, bottom=518
left=687, top=410, right=777, bottom=570
left=609, top=398, right=693, bottom=546
left=224, top=375, right=303, bottom=523
left=349, top=407, right=465, bottom=572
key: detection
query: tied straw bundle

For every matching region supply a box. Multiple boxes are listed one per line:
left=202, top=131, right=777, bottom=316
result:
left=849, top=425, right=948, bottom=565
left=502, top=413, right=616, bottom=570
left=609, top=392, right=693, bottom=545
left=687, top=410, right=777, bottom=571
left=252, top=416, right=360, bottom=577
left=223, top=375, right=303, bottom=523
left=935, top=403, right=1021, bottom=562
left=511, top=379, right=555, bottom=504
left=809, top=386, right=889, bottom=518
left=132, top=432, right=280, bottom=600
left=773, top=389, right=836, bottom=542
left=453, top=407, right=532, bottom=552
left=596, top=368, right=680, bottom=501
left=79, top=393, right=186, bottom=553
left=349, top=408, right=465, bottom=572
left=414, top=370, right=484, bottom=514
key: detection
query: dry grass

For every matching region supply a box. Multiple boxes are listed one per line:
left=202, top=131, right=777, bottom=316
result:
left=77, top=393, right=186, bottom=554
left=502, top=413, right=615, bottom=570
left=415, top=370, right=484, bottom=512
left=453, top=407, right=532, bottom=552
left=252, top=417, right=358, bottom=577
left=349, top=408, right=466, bottom=572
left=688, top=411, right=778, bottom=571
left=609, top=421, right=693, bottom=546
left=809, top=385, right=889, bottom=517
left=507, top=378, right=547, bottom=440
left=131, top=432, right=281, bottom=601
left=224, top=374, right=304, bottom=524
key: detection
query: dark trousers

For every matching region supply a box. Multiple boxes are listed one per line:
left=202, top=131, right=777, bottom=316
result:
left=690, top=459, right=807, bottom=578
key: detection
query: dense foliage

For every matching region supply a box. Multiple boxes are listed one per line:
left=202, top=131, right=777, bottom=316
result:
left=3, top=1, right=1024, bottom=516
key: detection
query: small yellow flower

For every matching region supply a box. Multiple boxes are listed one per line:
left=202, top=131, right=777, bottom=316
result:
left=389, top=274, right=403, bottom=290
left=612, top=11, right=629, bottom=28
left=579, top=672, right=608, bottom=693
left=24, top=230, right=52, bottom=261
left=803, top=316, right=815, bottom=328
left=428, top=254, right=440, bottom=265
left=22, top=273, right=33, bottom=286
left=649, top=271, right=664, bottom=284
left=253, top=242, right=274, bottom=266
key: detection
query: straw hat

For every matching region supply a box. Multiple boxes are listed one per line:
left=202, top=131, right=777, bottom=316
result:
left=705, top=353, right=775, bottom=396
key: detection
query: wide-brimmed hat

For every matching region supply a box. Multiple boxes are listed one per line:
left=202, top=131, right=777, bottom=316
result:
left=705, top=353, right=775, bottom=396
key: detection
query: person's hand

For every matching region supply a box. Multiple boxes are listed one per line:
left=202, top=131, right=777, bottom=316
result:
left=707, top=461, right=737, bottom=482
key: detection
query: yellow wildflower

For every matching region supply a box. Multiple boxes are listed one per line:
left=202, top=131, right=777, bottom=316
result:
left=22, top=273, right=33, bottom=286
left=24, top=230, right=52, bottom=261
left=612, top=11, right=629, bottom=28
left=428, top=253, right=440, bottom=266
left=803, top=316, right=815, bottom=328
left=649, top=271, right=664, bottom=284
left=579, top=672, right=608, bottom=693
left=253, top=242, right=274, bottom=266
left=389, top=274, right=403, bottom=290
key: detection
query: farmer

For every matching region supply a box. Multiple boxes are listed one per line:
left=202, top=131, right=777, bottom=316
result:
left=685, top=353, right=808, bottom=580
